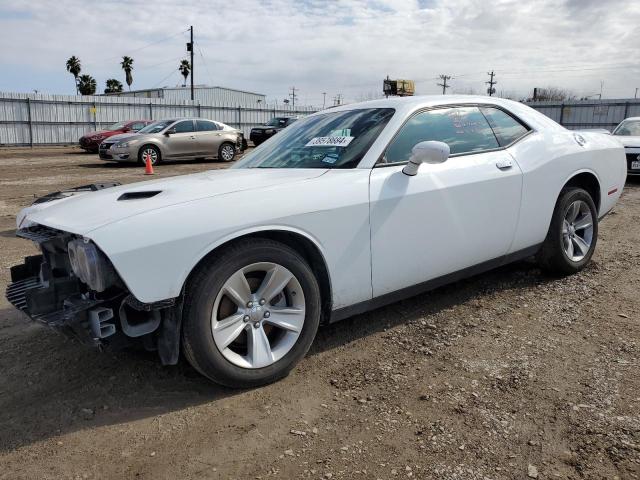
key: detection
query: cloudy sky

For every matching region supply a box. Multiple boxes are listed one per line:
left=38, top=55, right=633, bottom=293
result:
left=1, top=0, right=639, bottom=106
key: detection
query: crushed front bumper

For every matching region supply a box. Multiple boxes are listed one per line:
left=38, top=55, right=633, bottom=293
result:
left=6, top=224, right=182, bottom=363
left=6, top=253, right=116, bottom=347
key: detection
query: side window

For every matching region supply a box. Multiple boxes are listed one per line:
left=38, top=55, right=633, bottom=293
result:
left=480, top=107, right=529, bottom=146
left=196, top=120, right=219, bottom=132
left=286, top=118, right=297, bottom=126
left=383, top=107, right=499, bottom=164
left=173, top=120, right=194, bottom=133
left=130, top=122, right=146, bottom=131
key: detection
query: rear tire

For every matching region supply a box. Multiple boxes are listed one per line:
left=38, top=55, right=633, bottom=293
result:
left=538, top=187, right=598, bottom=275
left=182, top=238, right=321, bottom=388
left=218, top=142, right=236, bottom=162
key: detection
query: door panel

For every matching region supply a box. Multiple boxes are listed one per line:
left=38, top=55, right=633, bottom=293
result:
left=198, top=131, right=224, bottom=156
left=195, top=120, right=223, bottom=157
left=370, top=153, right=522, bottom=296
left=164, top=120, right=197, bottom=158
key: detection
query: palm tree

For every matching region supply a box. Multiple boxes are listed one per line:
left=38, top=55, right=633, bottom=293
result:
left=104, top=79, right=123, bottom=94
left=179, top=60, right=191, bottom=87
left=66, top=56, right=82, bottom=94
left=77, top=75, right=97, bottom=95
left=121, top=56, right=134, bottom=90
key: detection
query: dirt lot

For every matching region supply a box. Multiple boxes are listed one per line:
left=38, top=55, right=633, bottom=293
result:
left=0, top=147, right=639, bottom=480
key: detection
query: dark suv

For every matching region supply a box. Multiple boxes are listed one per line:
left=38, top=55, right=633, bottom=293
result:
left=249, top=117, right=298, bottom=146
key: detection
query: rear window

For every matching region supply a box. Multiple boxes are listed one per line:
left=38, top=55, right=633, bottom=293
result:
left=196, top=120, right=219, bottom=132
left=480, top=107, right=530, bottom=146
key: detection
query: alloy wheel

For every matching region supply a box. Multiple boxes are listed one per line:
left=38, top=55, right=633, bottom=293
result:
left=220, top=144, right=235, bottom=161
left=562, top=199, right=594, bottom=262
left=211, top=262, right=305, bottom=369
left=141, top=147, right=158, bottom=165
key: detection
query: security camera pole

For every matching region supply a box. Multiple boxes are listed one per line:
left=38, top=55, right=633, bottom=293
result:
left=187, top=26, right=194, bottom=101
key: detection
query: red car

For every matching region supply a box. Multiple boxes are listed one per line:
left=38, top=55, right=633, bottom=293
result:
left=79, top=120, right=152, bottom=152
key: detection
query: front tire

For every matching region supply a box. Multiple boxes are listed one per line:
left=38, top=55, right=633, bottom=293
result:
left=538, top=187, right=598, bottom=275
left=138, top=145, right=161, bottom=165
left=182, top=238, right=321, bottom=388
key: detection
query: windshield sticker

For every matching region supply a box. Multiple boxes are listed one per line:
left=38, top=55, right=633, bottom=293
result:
left=305, top=136, right=354, bottom=147
left=322, top=154, right=339, bottom=164
left=329, top=128, right=351, bottom=137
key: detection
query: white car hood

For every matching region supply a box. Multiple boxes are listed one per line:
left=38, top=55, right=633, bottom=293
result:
left=20, top=168, right=328, bottom=235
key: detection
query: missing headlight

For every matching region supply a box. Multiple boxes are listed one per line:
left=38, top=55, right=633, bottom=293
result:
left=67, top=239, right=119, bottom=292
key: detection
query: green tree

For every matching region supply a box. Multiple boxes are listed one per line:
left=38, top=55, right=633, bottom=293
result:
left=121, top=56, right=134, bottom=90
left=77, top=74, right=97, bottom=95
left=65, top=56, right=82, bottom=94
left=179, top=59, right=191, bottom=87
left=104, top=78, right=124, bottom=94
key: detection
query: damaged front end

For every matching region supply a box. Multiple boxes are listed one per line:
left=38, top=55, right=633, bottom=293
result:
left=6, top=224, right=182, bottom=365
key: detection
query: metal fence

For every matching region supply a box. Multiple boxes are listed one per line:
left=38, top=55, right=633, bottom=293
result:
left=525, top=99, right=640, bottom=131
left=0, top=92, right=317, bottom=146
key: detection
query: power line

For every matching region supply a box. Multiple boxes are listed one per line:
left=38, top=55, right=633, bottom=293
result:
left=84, top=29, right=189, bottom=68
left=151, top=68, right=179, bottom=89
left=197, top=47, right=215, bottom=87
left=437, top=75, right=451, bottom=94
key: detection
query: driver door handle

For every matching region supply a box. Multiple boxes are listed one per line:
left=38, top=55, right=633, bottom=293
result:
left=496, top=159, right=513, bottom=170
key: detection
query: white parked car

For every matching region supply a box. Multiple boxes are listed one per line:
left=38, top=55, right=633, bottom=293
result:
left=611, top=117, right=640, bottom=175
left=6, top=96, right=626, bottom=387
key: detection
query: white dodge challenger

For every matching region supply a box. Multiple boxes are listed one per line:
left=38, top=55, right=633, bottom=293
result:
left=6, top=96, right=626, bottom=387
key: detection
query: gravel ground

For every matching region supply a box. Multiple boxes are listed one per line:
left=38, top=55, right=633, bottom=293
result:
left=0, top=147, right=639, bottom=480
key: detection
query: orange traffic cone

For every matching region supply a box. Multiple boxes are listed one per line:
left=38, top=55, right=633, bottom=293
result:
left=144, top=154, right=154, bottom=175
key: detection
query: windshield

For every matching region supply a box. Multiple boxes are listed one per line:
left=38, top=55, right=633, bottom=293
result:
left=234, top=108, right=395, bottom=169
left=106, top=121, right=127, bottom=131
left=613, top=120, right=640, bottom=136
left=138, top=120, right=176, bottom=134
left=266, top=117, right=289, bottom=127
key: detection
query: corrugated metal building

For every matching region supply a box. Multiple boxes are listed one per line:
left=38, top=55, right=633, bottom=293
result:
left=105, top=85, right=266, bottom=106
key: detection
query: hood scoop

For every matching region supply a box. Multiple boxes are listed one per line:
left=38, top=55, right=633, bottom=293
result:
left=117, top=191, right=162, bottom=201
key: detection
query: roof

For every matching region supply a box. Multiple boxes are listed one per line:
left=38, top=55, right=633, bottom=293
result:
left=106, top=85, right=265, bottom=97
left=325, top=94, right=519, bottom=111
left=311, top=94, right=564, bottom=133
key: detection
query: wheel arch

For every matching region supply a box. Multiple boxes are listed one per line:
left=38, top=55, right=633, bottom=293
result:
left=181, top=227, right=333, bottom=324
left=561, top=169, right=601, bottom=212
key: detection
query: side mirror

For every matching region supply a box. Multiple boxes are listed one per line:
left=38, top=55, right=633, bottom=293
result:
left=165, top=127, right=176, bottom=136
left=402, top=141, right=450, bottom=176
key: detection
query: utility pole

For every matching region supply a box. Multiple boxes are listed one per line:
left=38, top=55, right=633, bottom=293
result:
left=635, top=87, right=638, bottom=99
left=437, top=75, right=451, bottom=95
left=599, top=80, right=603, bottom=100
left=289, top=87, right=298, bottom=109
left=333, top=94, right=342, bottom=106
left=186, top=26, right=194, bottom=101
left=322, top=92, right=326, bottom=109
left=486, top=71, right=497, bottom=96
